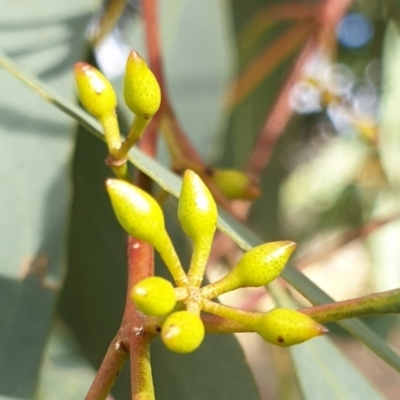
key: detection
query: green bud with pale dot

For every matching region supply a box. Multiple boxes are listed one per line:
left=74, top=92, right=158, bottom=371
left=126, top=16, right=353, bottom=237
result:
left=161, top=311, right=205, bottom=353
left=131, top=277, right=176, bottom=316
left=74, top=62, right=117, bottom=120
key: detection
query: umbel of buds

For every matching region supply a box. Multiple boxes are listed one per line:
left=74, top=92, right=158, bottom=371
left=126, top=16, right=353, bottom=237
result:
left=106, top=170, right=328, bottom=353
left=74, top=51, right=162, bottom=179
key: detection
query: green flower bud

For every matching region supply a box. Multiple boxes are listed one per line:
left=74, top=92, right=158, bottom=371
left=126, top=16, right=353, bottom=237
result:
left=131, top=277, right=176, bottom=316
left=74, top=62, right=117, bottom=120
left=161, top=311, right=205, bottom=353
left=123, top=50, right=161, bottom=120
left=230, top=241, right=296, bottom=287
left=106, top=179, right=187, bottom=286
left=211, top=168, right=261, bottom=200
left=105, top=179, right=165, bottom=246
left=201, top=241, right=296, bottom=299
left=178, top=170, right=217, bottom=246
left=254, top=308, right=328, bottom=346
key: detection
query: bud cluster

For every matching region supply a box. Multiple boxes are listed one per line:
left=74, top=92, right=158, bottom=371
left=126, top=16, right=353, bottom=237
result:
left=107, top=170, right=328, bottom=353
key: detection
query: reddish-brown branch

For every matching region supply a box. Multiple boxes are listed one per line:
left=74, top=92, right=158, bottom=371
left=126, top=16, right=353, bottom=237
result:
left=136, top=0, right=166, bottom=193
left=246, top=0, right=354, bottom=177
left=246, top=36, right=318, bottom=177
left=85, top=237, right=154, bottom=399
left=316, top=0, right=354, bottom=32
left=228, top=20, right=314, bottom=109
left=239, top=2, right=314, bottom=51
left=143, top=0, right=166, bottom=94
left=85, top=335, right=128, bottom=400
left=89, top=0, right=129, bottom=45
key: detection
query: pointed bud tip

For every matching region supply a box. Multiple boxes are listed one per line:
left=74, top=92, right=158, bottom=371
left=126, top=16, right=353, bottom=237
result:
left=105, top=178, right=121, bottom=194
left=74, top=62, right=94, bottom=76
left=178, top=169, right=217, bottom=245
left=74, top=61, right=86, bottom=69
left=282, top=240, right=297, bottom=252
left=128, top=49, right=143, bottom=62
left=105, top=178, right=116, bottom=187
left=317, top=324, right=329, bottom=336
left=124, top=50, right=161, bottom=118
left=74, top=63, right=117, bottom=119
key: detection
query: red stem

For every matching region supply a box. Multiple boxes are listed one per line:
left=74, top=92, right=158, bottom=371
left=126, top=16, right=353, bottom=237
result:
left=246, top=36, right=317, bottom=177
left=85, top=237, right=154, bottom=399
left=141, top=0, right=166, bottom=158
left=143, top=0, right=166, bottom=93
left=246, top=0, right=354, bottom=177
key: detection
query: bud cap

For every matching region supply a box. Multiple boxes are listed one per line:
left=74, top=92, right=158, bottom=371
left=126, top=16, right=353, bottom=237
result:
left=131, top=277, right=176, bottom=316
left=161, top=311, right=205, bottom=353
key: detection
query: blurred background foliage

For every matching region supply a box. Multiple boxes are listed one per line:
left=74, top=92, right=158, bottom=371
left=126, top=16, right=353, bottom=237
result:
left=1, top=0, right=400, bottom=398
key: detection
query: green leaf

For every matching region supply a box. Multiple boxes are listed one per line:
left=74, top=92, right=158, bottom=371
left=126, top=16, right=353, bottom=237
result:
left=0, top=1, right=93, bottom=398
left=151, top=335, right=260, bottom=400
left=290, top=337, right=384, bottom=400
left=36, top=319, right=97, bottom=400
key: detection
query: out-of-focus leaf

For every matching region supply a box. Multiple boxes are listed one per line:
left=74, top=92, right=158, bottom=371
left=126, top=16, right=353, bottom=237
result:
left=382, top=0, right=400, bottom=31
left=36, top=319, right=96, bottom=400
left=151, top=335, right=260, bottom=400
left=0, top=0, right=94, bottom=398
left=290, top=336, right=383, bottom=400
left=367, top=23, right=400, bottom=292
left=379, top=23, right=400, bottom=185
left=281, top=137, right=369, bottom=235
